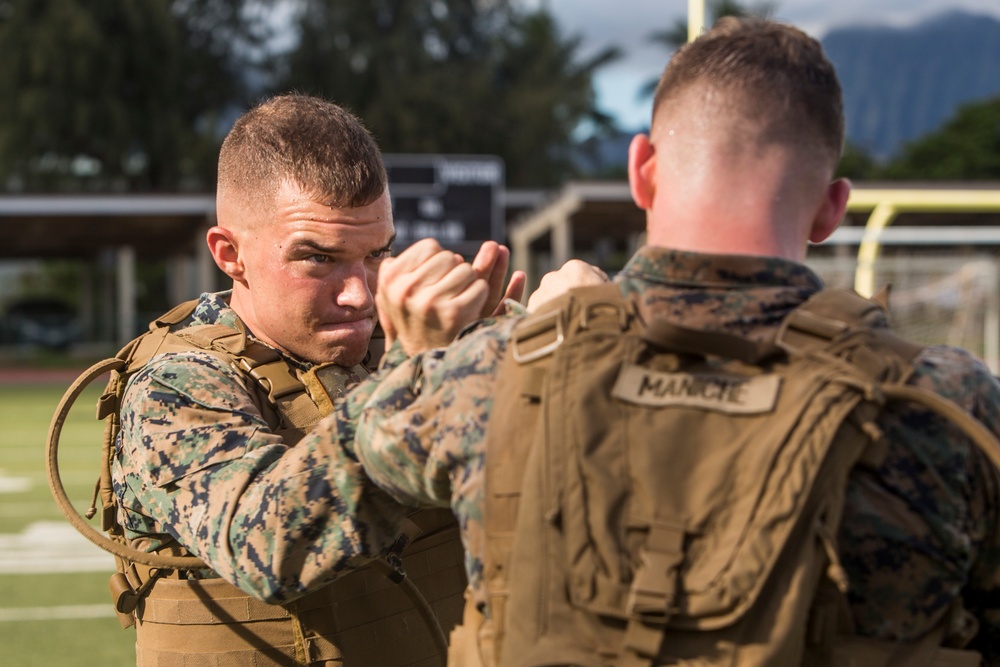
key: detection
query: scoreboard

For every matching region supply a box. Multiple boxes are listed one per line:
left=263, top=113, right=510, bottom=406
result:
left=384, top=154, right=504, bottom=257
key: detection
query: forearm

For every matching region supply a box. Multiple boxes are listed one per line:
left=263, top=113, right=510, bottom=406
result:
left=354, top=320, right=516, bottom=590
left=115, top=352, right=408, bottom=603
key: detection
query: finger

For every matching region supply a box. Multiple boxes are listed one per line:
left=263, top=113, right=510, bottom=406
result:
left=443, top=278, right=490, bottom=324
left=384, top=238, right=445, bottom=274
left=375, top=282, right=398, bottom=345
left=402, top=250, right=465, bottom=288
left=480, top=247, right=511, bottom=316
left=491, top=270, right=527, bottom=315
left=409, top=262, right=482, bottom=307
left=471, top=241, right=500, bottom=277
left=380, top=249, right=464, bottom=301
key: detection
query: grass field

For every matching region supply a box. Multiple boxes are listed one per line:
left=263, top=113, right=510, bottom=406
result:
left=1, top=380, right=135, bottom=666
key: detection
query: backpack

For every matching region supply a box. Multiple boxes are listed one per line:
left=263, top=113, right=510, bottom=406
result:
left=478, top=283, right=998, bottom=667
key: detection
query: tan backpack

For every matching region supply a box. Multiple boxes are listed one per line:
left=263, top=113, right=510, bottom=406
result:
left=475, top=283, right=998, bottom=667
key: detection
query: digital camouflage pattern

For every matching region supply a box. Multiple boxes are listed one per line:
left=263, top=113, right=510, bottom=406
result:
left=354, top=245, right=1000, bottom=661
left=112, top=291, right=411, bottom=603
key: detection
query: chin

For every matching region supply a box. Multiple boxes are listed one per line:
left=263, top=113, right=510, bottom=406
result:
left=314, top=340, right=369, bottom=368
left=307, top=324, right=373, bottom=366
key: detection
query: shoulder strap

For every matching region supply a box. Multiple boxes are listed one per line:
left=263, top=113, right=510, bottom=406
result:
left=777, top=287, right=922, bottom=361
left=129, top=314, right=325, bottom=438
left=484, top=282, right=636, bottom=664
left=148, top=297, right=201, bottom=330
left=777, top=288, right=1000, bottom=469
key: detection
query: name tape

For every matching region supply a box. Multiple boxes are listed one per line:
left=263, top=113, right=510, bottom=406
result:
left=611, top=364, right=780, bottom=414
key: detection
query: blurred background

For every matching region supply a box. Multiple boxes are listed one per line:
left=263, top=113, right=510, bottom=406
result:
left=1, top=0, right=1000, bottom=362
left=1, top=1, right=999, bottom=663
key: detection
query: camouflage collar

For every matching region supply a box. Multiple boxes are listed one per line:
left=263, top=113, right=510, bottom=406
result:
left=619, top=246, right=824, bottom=291
left=188, top=291, right=314, bottom=372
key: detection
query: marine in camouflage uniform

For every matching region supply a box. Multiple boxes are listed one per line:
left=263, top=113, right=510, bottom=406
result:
left=348, top=15, right=1000, bottom=663
left=103, top=92, right=524, bottom=665
left=353, top=246, right=1000, bottom=661
left=113, top=290, right=408, bottom=602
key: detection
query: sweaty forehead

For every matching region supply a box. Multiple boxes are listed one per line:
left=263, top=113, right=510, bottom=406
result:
left=282, top=196, right=394, bottom=245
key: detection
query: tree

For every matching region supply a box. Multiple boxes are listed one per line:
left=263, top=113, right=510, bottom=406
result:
left=879, top=95, right=1000, bottom=180
left=639, top=0, right=777, bottom=98
left=0, top=0, right=274, bottom=192
left=274, top=0, right=619, bottom=187
left=836, top=141, right=878, bottom=180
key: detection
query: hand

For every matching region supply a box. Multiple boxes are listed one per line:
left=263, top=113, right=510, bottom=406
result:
left=526, top=260, right=609, bottom=312
left=471, top=240, right=527, bottom=316
left=376, top=239, right=490, bottom=356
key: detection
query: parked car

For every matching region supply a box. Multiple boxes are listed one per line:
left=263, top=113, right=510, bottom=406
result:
left=0, top=297, right=84, bottom=350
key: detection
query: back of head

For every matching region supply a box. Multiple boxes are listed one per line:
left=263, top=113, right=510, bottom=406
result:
left=652, top=17, right=844, bottom=171
left=217, top=94, right=387, bottom=220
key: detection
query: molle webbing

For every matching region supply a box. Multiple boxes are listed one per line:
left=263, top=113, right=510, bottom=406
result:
left=135, top=510, right=466, bottom=667
left=96, top=300, right=466, bottom=665
left=480, top=284, right=992, bottom=667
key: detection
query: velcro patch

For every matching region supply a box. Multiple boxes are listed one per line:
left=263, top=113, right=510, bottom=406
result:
left=612, top=364, right=780, bottom=414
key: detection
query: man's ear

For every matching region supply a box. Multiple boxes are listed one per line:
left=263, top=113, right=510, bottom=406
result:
left=628, top=134, right=656, bottom=210
left=206, top=226, right=246, bottom=284
left=809, top=178, right=851, bottom=244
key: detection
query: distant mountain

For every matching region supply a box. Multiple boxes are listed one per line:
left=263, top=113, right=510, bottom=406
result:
left=822, top=10, right=1000, bottom=161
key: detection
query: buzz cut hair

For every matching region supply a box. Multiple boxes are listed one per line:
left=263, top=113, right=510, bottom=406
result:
left=217, top=93, right=387, bottom=210
left=652, top=16, right=845, bottom=163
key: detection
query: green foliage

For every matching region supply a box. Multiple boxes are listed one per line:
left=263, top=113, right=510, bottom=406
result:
left=836, top=141, right=879, bottom=180
left=640, top=0, right=777, bottom=98
left=879, top=95, right=1000, bottom=180
left=0, top=0, right=618, bottom=191
left=0, top=0, right=272, bottom=192
left=275, top=0, right=619, bottom=187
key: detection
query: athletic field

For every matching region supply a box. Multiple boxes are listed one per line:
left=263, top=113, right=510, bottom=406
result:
left=0, top=373, right=135, bottom=665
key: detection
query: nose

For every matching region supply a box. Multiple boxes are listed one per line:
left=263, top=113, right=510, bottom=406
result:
left=335, top=263, right=376, bottom=311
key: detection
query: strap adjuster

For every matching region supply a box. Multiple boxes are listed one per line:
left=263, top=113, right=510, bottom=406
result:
left=511, top=310, right=565, bottom=363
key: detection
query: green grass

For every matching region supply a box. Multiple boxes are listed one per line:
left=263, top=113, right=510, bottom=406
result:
left=0, top=616, right=134, bottom=667
left=1, top=383, right=106, bottom=534
left=0, top=381, right=135, bottom=665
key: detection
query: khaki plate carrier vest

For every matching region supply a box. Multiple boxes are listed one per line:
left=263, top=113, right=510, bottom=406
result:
left=451, top=284, right=999, bottom=667
left=48, top=300, right=467, bottom=666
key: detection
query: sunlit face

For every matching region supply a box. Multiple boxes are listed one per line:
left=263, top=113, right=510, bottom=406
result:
left=234, top=181, right=394, bottom=367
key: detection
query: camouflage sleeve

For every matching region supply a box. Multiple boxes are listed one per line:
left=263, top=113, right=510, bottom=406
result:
left=353, top=317, right=519, bottom=592
left=113, top=349, right=408, bottom=604
left=840, top=345, right=1000, bottom=660
left=376, top=339, right=409, bottom=372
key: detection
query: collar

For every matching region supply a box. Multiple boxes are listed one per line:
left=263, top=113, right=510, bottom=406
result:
left=620, top=246, right=824, bottom=292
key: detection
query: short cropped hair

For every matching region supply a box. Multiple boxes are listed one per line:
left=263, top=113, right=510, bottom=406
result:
left=217, top=93, right=387, bottom=209
left=652, top=17, right=844, bottom=162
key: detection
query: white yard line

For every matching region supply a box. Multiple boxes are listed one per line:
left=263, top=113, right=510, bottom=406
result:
left=0, top=521, right=114, bottom=574
left=0, top=604, right=115, bottom=621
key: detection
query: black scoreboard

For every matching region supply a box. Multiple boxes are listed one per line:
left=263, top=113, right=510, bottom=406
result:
left=384, top=154, right=504, bottom=257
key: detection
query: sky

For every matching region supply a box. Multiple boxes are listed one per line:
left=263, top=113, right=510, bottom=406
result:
left=533, top=0, right=1000, bottom=130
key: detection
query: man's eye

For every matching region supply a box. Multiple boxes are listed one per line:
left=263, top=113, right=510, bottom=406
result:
left=307, top=254, right=332, bottom=264
left=370, top=248, right=392, bottom=260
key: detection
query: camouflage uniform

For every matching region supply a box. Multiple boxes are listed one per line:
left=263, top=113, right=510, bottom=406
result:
left=113, top=291, right=412, bottom=603
left=354, top=246, right=1000, bottom=661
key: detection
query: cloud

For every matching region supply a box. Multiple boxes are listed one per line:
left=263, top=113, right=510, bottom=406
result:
left=541, top=0, right=1000, bottom=130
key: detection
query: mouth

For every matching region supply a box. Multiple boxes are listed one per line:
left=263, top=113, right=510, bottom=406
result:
left=319, top=314, right=376, bottom=334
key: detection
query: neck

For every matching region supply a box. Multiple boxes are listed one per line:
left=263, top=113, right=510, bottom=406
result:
left=647, top=146, right=825, bottom=262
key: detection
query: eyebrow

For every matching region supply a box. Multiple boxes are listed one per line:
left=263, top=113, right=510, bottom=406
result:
left=292, top=234, right=396, bottom=256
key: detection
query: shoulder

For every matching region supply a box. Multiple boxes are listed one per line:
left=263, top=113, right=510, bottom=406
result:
left=888, top=344, right=1000, bottom=490
left=910, top=345, right=1000, bottom=417
left=123, top=348, right=258, bottom=416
